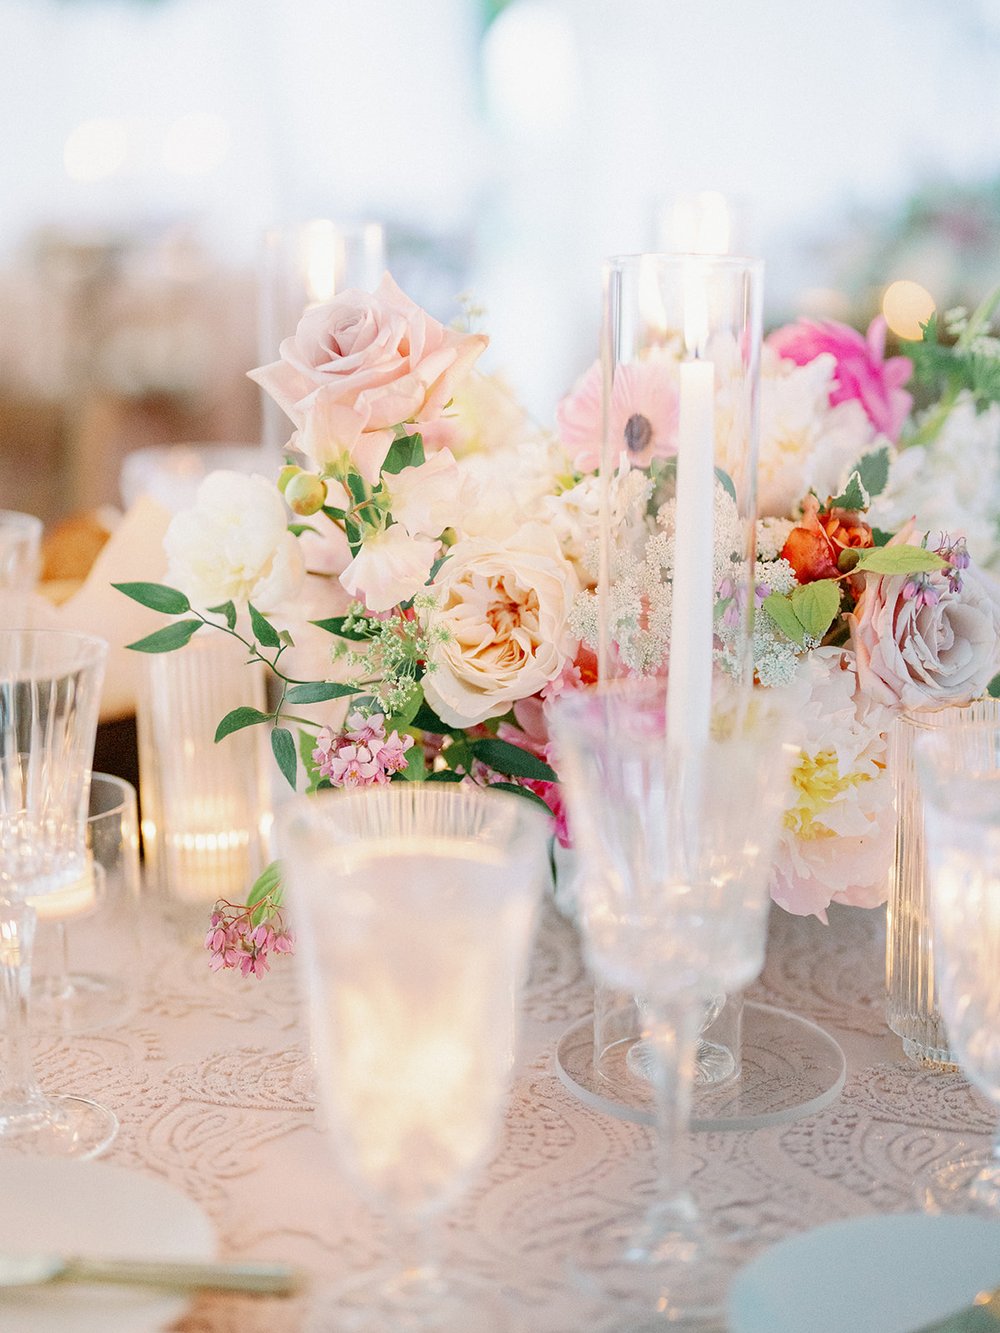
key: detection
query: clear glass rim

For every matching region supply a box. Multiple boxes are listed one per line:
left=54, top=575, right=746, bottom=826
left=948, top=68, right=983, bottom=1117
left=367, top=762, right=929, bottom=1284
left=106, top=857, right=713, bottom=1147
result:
left=279, top=781, right=551, bottom=843
left=88, top=772, right=137, bottom=823
left=604, top=251, right=764, bottom=276
left=0, top=628, right=109, bottom=671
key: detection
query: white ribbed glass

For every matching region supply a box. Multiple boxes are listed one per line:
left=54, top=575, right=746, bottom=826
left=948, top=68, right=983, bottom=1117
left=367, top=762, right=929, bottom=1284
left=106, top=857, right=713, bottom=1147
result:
left=137, top=634, right=271, bottom=914
left=886, top=699, right=1000, bottom=1068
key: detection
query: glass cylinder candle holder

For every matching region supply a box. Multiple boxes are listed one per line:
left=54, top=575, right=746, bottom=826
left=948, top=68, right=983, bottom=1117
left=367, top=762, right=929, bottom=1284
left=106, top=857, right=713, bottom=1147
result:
left=137, top=633, right=272, bottom=927
left=886, top=699, right=1000, bottom=1068
left=257, top=219, right=386, bottom=451
left=589, top=253, right=763, bottom=1088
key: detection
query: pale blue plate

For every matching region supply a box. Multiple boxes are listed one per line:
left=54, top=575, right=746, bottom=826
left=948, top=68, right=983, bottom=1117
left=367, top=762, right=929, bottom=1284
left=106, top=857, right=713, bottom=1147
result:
left=728, top=1213, right=1000, bottom=1333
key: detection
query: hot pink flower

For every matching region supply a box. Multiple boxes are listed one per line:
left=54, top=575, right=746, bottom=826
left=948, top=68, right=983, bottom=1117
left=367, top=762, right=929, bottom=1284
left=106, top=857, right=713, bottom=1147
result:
left=767, top=316, right=912, bottom=442
left=556, top=358, right=679, bottom=472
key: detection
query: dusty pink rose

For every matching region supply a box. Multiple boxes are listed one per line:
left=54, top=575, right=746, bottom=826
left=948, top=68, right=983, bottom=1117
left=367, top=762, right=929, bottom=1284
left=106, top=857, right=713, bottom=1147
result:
left=556, top=357, right=678, bottom=472
left=767, top=316, right=912, bottom=442
left=249, top=272, right=487, bottom=458
left=848, top=536, right=1000, bottom=709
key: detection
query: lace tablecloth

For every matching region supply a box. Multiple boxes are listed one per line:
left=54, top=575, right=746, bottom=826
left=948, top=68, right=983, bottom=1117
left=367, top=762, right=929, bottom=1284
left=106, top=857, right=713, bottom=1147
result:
left=35, top=900, right=994, bottom=1331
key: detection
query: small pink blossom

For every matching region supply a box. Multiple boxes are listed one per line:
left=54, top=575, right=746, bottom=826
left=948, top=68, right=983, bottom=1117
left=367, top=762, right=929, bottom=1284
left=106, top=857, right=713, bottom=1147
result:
left=205, top=901, right=294, bottom=978
left=767, top=315, right=912, bottom=442
left=312, top=712, right=414, bottom=788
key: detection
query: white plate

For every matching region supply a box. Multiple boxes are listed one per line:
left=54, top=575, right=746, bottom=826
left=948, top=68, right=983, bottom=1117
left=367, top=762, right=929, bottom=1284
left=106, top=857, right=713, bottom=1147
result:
left=728, top=1212, right=1000, bottom=1333
left=0, top=1157, right=215, bottom=1333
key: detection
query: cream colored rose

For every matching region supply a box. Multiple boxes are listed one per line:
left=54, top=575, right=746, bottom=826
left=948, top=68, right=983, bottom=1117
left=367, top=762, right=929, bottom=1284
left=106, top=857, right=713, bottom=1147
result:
left=422, top=524, right=579, bottom=727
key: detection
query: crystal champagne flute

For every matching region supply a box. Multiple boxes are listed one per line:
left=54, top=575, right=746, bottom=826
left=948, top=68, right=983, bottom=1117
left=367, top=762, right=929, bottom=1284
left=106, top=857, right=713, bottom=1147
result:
left=0, top=629, right=118, bottom=1156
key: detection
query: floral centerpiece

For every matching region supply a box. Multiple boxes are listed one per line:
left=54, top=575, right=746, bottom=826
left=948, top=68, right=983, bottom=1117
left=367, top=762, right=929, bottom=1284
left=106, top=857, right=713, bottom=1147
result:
left=116, top=274, right=1000, bottom=973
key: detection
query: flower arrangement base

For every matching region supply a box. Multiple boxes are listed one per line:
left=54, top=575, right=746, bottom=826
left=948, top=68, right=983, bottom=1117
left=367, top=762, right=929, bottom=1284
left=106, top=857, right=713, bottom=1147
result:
left=555, top=1002, right=846, bottom=1132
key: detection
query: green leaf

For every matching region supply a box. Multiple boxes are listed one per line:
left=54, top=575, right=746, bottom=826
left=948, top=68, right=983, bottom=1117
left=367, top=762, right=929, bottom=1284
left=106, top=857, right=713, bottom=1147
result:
left=988, top=673, right=1000, bottom=700
left=870, top=528, right=894, bottom=547
left=215, top=706, right=272, bottom=742
left=713, top=466, right=737, bottom=501
left=829, top=470, right=869, bottom=512
left=285, top=681, right=360, bottom=704
left=790, top=580, right=841, bottom=641
left=287, top=523, right=318, bottom=538
left=344, top=518, right=363, bottom=554
left=309, top=614, right=377, bottom=642
left=207, top=600, right=237, bottom=630
left=854, top=546, right=948, bottom=576
left=113, top=581, right=191, bottom=615
left=409, top=699, right=452, bottom=734
left=396, top=746, right=426, bottom=780
left=271, top=727, right=297, bottom=789
left=381, top=432, right=426, bottom=475
left=857, top=447, right=890, bottom=500
left=490, top=781, right=556, bottom=815
left=471, top=738, right=558, bottom=782
left=346, top=472, right=368, bottom=508
left=125, top=619, right=204, bottom=653
left=248, top=603, right=281, bottom=649
left=761, top=592, right=805, bottom=645
left=385, top=679, right=424, bottom=732
left=246, top=860, right=283, bottom=911
left=425, top=769, right=464, bottom=782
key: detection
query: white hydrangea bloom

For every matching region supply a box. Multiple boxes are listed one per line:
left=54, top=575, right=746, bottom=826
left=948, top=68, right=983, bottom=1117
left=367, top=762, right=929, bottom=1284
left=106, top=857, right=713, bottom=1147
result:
left=868, top=393, right=1000, bottom=571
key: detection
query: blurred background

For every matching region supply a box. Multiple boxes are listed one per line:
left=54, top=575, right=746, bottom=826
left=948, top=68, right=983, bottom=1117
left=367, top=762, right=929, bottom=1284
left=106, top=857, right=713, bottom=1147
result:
left=2, top=0, right=1000, bottom=532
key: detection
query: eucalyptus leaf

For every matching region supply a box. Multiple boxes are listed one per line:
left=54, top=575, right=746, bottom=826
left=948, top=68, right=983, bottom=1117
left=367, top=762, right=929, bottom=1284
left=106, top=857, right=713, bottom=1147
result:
left=113, top=582, right=190, bottom=615
left=285, top=681, right=360, bottom=704
left=471, top=738, right=557, bottom=782
left=271, top=727, right=297, bottom=789
left=215, top=706, right=272, bottom=742
left=125, top=619, right=203, bottom=653
left=249, top=603, right=281, bottom=649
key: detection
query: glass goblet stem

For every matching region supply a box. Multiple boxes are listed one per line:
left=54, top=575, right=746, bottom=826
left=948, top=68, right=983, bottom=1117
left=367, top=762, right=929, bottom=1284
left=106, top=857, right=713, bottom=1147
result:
left=0, top=901, right=43, bottom=1109
left=638, top=995, right=702, bottom=1244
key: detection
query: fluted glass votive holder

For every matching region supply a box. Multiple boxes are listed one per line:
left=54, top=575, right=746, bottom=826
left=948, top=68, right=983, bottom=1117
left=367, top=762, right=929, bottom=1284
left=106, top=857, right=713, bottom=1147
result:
left=137, top=633, right=272, bottom=928
left=886, top=699, right=1000, bottom=1068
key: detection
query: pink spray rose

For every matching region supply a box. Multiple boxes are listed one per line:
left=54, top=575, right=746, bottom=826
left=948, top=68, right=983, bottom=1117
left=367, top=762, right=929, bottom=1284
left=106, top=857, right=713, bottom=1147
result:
left=249, top=272, right=487, bottom=457
left=767, top=316, right=912, bottom=442
left=848, top=530, right=1000, bottom=710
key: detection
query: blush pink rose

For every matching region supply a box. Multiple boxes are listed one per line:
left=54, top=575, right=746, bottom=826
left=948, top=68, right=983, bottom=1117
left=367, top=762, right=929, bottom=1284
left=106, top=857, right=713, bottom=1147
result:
left=849, top=546, right=1000, bottom=710
left=767, top=316, right=912, bottom=442
left=249, top=272, right=487, bottom=453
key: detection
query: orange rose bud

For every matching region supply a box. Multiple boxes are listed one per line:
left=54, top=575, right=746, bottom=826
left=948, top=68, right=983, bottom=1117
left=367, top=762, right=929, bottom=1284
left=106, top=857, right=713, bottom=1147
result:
left=780, top=526, right=840, bottom=584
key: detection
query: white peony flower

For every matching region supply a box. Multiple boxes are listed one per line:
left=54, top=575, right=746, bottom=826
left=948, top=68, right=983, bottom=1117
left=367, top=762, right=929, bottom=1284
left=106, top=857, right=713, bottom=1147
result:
left=758, top=348, right=876, bottom=517
left=164, top=470, right=305, bottom=612
left=455, top=436, right=570, bottom=541
left=339, top=524, right=439, bottom=614
left=771, top=647, right=895, bottom=921
left=421, top=523, right=579, bottom=727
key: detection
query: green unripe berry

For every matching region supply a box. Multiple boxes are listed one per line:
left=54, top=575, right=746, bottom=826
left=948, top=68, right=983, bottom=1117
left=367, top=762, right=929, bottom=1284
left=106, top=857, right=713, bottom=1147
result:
left=284, top=472, right=327, bottom=516
left=277, top=464, right=301, bottom=494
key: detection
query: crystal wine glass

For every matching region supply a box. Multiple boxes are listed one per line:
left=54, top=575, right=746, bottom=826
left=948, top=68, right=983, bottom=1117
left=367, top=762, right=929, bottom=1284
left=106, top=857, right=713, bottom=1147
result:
left=0, top=629, right=118, bottom=1156
left=33, top=773, right=142, bottom=1034
left=550, top=680, right=795, bottom=1328
left=915, top=720, right=1000, bottom=1215
left=277, top=783, right=550, bottom=1331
